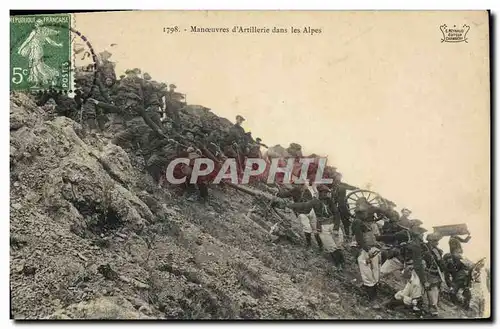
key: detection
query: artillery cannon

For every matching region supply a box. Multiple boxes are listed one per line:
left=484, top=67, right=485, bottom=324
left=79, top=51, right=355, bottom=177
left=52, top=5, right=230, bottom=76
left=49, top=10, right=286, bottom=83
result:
left=345, top=189, right=387, bottom=217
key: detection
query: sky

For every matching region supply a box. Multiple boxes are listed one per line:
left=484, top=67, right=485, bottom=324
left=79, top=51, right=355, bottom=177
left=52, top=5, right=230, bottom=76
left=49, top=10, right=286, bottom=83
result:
left=74, top=10, right=490, bottom=262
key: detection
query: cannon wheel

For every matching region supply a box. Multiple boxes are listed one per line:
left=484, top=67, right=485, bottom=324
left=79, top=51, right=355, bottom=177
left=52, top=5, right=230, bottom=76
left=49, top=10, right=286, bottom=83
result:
left=345, top=189, right=383, bottom=217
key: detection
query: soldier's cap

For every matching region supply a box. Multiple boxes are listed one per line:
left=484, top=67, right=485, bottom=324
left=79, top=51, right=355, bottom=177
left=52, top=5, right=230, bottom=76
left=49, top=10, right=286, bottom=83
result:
left=143, top=73, right=152, bottom=80
left=119, top=74, right=126, bottom=79
left=169, top=84, right=177, bottom=89
left=401, top=208, right=412, bottom=214
left=132, top=68, right=141, bottom=74
left=426, top=232, right=442, bottom=242
left=236, top=115, right=245, bottom=121
left=256, top=137, right=262, bottom=142
left=125, top=69, right=133, bottom=74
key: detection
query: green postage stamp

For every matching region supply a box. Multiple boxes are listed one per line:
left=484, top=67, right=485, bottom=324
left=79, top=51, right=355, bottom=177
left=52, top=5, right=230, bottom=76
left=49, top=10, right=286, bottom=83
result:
left=10, top=14, right=72, bottom=91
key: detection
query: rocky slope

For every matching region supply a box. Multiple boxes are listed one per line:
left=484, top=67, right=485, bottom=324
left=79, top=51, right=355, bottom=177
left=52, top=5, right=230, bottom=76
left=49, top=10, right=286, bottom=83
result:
left=9, top=92, right=484, bottom=319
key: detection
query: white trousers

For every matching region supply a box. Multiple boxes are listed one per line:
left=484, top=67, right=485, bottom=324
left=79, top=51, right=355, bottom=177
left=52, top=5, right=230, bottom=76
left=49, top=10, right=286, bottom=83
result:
left=357, top=247, right=381, bottom=287
left=427, top=286, right=440, bottom=307
left=380, top=258, right=404, bottom=277
left=395, top=270, right=423, bottom=305
left=319, top=224, right=344, bottom=252
left=298, top=209, right=317, bottom=234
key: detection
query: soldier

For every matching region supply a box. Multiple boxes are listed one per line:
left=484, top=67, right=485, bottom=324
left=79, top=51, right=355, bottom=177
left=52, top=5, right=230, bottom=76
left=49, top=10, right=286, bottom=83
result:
left=111, top=68, right=159, bottom=149
left=165, top=84, right=184, bottom=128
left=97, top=50, right=117, bottom=83
left=226, top=115, right=248, bottom=172
left=90, top=68, right=164, bottom=150
left=286, top=143, right=303, bottom=158
left=206, top=130, right=225, bottom=160
left=276, top=183, right=321, bottom=251
left=378, top=219, right=427, bottom=278
left=141, top=72, right=163, bottom=128
left=81, top=85, right=102, bottom=133
left=379, top=201, right=403, bottom=235
left=255, top=137, right=268, bottom=151
left=144, top=128, right=183, bottom=185
left=315, top=184, right=345, bottom=268
left=285, top=184, right=345, bottom=268
left=416, top=232, right=446, bottom=316
left=351, top=197, right=386, bottom=302
left=399, top=208, right=412, bottom=228
left=247, top=138, right=264, bottom=159
left=383, top=226, right=428, bottom=313
left=331, top=173, right=358, bottom=238
left=175, top=138, right=211, bottom=203
left=101, top=76, right=119, bottom=102
left=449, top=233, right=472, bottom=259
left=229, top=115, right=246, bottom=141
left=443, top=252, right=474, bottom=309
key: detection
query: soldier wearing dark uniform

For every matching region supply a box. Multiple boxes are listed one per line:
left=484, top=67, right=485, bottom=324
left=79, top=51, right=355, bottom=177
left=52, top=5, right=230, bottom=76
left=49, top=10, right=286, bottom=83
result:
left=90, top=68, right=164, bottom=149
left=228, top=115, right=246, bottom=142
left=443, top=251, right=473, bottom=309
left=144, top=123, right=183, bottom=185
left=81, top=85, right=102, bottom=133
left=351, top=198, right=386, bottom=301
left=378, top=219, right=426, bottom=278
left=101, top=76, right=119, bottom=103
left=399, top=208, right=412, bottom=229
left=142, top=72, right=163, bottom=128
left=381, top=226, right=427, bottom=312
left=164, top=84, right=184, bottom=129
left=414, top=233, right=445, bottom=316
left=206, top=130, right=225, bottom=160
left=255, top=137, right=268, bottom=149
left=97, top=50, right=117, bottom=83
left=110, top=68, right=159, bottom=149
left=330, top=173, right=358, bottom=238
left=379, top=201, right=403, bottom=235
left=448, top=234, right=471, bottom=259
left=225, top=115, right=248, bottom=173
left=277, top=183, right=320, bottom=250
left=286, top=185, right=345, bottom=268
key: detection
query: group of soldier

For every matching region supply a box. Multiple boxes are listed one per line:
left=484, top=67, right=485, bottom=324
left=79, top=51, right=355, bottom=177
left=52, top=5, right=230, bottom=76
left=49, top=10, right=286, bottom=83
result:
left=36, top=52, right=271, bottom=202
left=36, top=53, right=484, bottom=319
left=271, top=179, right=480, bottom=316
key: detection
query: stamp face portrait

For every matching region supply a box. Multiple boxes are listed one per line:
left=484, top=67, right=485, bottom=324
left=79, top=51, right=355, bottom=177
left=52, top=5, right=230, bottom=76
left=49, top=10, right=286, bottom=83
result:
left=10, top=14, right=71, bottom=91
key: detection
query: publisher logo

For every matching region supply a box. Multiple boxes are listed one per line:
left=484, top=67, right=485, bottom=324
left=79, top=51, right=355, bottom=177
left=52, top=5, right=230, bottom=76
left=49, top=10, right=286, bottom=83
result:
left=440, top=24, right=470, bottom=43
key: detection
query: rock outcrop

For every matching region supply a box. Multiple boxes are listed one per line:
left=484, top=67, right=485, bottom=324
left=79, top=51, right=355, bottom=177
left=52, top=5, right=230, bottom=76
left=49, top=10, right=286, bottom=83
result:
left=9, top=92, right=485, bottom=319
